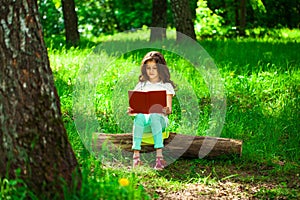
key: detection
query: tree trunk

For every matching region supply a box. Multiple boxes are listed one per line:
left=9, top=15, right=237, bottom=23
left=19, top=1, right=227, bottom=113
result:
left=170, top=0, right=196, bottom=41
left=93, top=133, right=243, bottom=159
left=150, top=0, right=167, bottom=42
left=62, top=0, right=80, bottom=47
left=239, top=0, right=247, bottom=36
left=235, top=0, right=239, bottom=29
left=0, top=0, right=80, bottom=198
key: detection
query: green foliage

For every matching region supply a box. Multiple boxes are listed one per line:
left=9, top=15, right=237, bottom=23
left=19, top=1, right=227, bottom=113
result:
left=194, top=0, right=288, bottom=38
left=38, top=0, right=154, bottom=38
left=113, top=0, right=152, bottom=31
left=194, top=0, right=225, bottom=37
left=249, top=0, right=266, bottom=14
left=207, top=0, right=300, bottom=29
left=258, top=0, right=300, bottom=28
left=38, top=0, right=63, bottom=38
left=0, top=170, right=38, bottom=199
left=74, top=0, right=153, bottom=37
left=76, top=0, right=118, bottom=36
left=38, top=0, right=300, bottom=40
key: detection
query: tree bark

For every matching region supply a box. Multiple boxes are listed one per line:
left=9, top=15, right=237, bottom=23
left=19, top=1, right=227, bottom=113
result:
left=93, top=133, right=243, bottom=159
left=170, top=0, right=196, bottom=41
left=150, top=0, right=167, bottom=42
left=235, top=0, right=240, bottom=29
left=62, top=0, right=80, bottom=47
left=239, top=0, right=247, bottom=36
left=0, top=0, right=80, bottom=198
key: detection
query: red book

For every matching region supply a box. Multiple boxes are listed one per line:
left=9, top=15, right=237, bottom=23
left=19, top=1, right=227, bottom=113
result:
left=128, top=90, right=166, bottom=114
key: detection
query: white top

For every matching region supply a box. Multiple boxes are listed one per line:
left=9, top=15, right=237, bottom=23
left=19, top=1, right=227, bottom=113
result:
left=133, top=81, right=175, bottom=125
left=134, top=81, right=175, bottom=95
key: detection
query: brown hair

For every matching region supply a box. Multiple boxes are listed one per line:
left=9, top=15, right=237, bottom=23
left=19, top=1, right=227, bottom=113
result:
left=139, top=51, right=176, bottom=89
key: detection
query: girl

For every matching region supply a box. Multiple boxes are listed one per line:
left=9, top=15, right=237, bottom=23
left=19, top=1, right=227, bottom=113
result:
left=127, top=51, right=176, bottom=170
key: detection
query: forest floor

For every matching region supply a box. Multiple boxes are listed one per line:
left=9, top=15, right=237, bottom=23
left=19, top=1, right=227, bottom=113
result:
left=138, top=159, right=300, bottom=199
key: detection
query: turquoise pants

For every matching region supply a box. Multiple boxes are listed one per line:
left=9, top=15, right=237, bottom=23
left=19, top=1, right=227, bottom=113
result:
left=132, top=113, right=167, bottom=150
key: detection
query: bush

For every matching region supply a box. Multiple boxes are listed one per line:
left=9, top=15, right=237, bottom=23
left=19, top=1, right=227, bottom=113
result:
left=194, top=0, right=224, bottom=37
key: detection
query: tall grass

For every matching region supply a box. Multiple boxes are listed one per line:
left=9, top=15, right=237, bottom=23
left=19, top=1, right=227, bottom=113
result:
left=201, top=40, right=300, bottom=163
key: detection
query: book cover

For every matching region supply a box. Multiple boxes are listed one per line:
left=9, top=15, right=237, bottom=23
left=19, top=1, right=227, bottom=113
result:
left=128, top=90, right=167, bottom=114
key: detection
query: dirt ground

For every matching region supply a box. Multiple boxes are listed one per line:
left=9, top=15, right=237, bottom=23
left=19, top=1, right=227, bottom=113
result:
left=149, top=159, right=300, bottom=199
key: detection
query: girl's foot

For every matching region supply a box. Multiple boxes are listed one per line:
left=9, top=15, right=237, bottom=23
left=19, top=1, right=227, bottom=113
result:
left=133, top=156, right=142, bottom=168
left=154, top=156, right=166, bottom=170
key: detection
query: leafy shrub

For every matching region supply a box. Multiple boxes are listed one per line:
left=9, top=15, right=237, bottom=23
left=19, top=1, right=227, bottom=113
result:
left=194, top=0, right=224, bottom=37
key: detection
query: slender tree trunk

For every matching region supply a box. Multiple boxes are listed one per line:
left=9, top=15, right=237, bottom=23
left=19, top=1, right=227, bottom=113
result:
left=0, top=0, right=80, bottom=198
left=170, top=0, right=196, bottom=41
left=235, top=0, right=240, bottom=29
left=239, top=0, right=247, bottom=36
left=62, top=0, right=80, bottom=47
left=150, top=0, right=167, bottom=42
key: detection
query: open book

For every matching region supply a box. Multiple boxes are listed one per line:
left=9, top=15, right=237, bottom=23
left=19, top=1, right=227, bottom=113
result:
left=128, top=90, right=166, bottom=114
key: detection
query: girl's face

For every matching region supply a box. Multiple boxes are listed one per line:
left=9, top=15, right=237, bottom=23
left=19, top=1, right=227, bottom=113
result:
left=145, top=60, right=160, bottom=83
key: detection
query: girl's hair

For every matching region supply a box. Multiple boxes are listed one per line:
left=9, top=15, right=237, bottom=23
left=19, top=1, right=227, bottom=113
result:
left=139, top=51, right=176, bottom=89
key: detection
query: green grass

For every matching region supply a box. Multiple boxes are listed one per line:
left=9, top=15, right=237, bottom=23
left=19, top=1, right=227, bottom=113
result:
left=1, top=29, right=300, bottom=199
left=56, top=29, right=299, bottom=199
left=202, top=40, right=300, bottom=163
left=54, top=29, right=299, bottom=199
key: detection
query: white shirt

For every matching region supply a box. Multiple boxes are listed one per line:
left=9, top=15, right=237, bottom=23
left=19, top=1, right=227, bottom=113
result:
left=134, top=81, right=175, bottom=96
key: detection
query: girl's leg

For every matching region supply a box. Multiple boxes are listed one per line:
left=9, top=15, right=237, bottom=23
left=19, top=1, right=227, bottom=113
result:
left=133, top=150, right=141, bottom=167
left=149, top=114, right=167, bottom=170
left=132, top=114, right=146, bottom=151
left=149, top=114, right=166, bottom=149
left=156, top=148, right=163, bottom=157
left=133, top=150, right=140, bottom=160
left=132, top=114, right=147, bottom=167
left=154, top=147, right=167, bottom=170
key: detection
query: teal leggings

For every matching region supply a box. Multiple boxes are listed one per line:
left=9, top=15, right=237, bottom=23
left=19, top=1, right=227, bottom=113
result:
left=132, top=113, right=167, bottom=150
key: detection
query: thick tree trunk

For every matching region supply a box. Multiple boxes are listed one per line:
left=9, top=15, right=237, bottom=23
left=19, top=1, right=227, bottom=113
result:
left=93, top=133, right=243, bottom=159
left=170, top=0, right=196, bottom=41
left=0, top=0, right=80, bottom=198
left=150, top=0, right=167, bottom=42
left=62, top=0, right=80, bottom=47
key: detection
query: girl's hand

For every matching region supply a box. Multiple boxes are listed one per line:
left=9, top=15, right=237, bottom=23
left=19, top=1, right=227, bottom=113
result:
left=127, top=107, right=134, bottom=115
left=162, top=107, right=171, bottom=115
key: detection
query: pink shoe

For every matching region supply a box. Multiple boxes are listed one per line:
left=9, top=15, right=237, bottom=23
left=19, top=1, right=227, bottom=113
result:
left=133, top=156, right=142, bottom=168
left=154, top=157, right=166, bottom=170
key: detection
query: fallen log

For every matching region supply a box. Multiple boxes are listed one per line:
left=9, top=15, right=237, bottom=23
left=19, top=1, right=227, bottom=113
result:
left=92, top=132, right=243, bottom=159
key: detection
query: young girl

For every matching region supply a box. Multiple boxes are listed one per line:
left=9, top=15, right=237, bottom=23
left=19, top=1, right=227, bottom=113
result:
left=127, top=51, right=176, bottom=170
